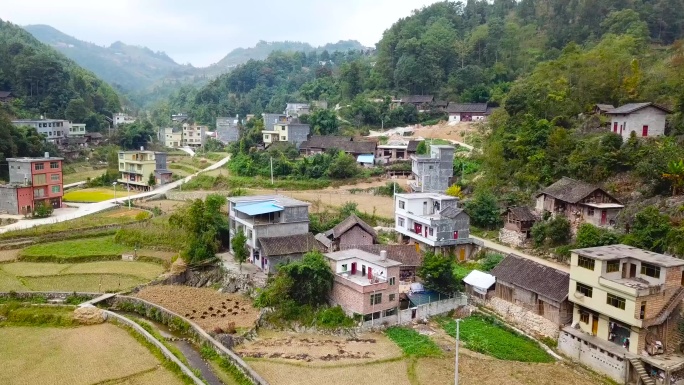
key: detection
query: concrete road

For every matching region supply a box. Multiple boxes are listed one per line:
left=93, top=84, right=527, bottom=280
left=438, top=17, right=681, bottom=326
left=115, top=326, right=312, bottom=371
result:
left=471, top=235, right=569, bottom=272
left=0, top=155, right=231, bottom=234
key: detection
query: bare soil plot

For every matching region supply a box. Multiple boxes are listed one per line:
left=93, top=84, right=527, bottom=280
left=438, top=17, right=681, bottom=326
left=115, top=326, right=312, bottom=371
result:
left=0, top=248, right=20, bottom=262
left=0, top=324, right=184, bottom=385
left=250, top=189, right=396, bottom=218
left=411, top=121, right=480, bottom=143
left=135, top=285, right=259, bottom=330
left=235, top=330, right=402, bottom=366
left=248, top=359, right=412, bottom=385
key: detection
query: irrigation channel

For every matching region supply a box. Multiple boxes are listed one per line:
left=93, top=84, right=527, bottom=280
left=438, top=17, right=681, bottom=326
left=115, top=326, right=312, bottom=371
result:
left=114, top=311, right=224, bottom=385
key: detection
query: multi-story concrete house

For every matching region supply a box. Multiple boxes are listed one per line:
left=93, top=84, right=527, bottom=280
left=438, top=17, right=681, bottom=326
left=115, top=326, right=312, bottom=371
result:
left=262, top=121, right=310, bottom=149
left=284, top=102, right=310, bottom=117
left=394, top=192, right=481, bottom=259
left=12, top=118, right=70, bottom=144
left=67, top=123, right=86, bottom=137
left=607, top=102, right=672, bottom=141
left=216, top=116, right=240, bottom=144
left=113, top=112, right=136, bottom=127
left=325, top=249, right=401, bottom=322
left=228, top=195, right=312, bottom=272
left=0, top=155, right=64, bottom=213
left=409, top=145, right=454, bottom=193
left=161, top=127, right=182, bottom=148
left=559, top=245, right=684, bottom=384
left=376, top=140, right=422, bottom=164
left=536, top=177, right=624, bottom=231
left=117, top=150, right=171, bottom=191
left=446, top=103, right=493, bottom=122
left=182, top=123, right=206, bottom=148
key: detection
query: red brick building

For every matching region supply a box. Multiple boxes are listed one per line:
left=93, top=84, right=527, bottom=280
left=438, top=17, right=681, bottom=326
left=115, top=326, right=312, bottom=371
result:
left=0, top=156, right=64, bottom=215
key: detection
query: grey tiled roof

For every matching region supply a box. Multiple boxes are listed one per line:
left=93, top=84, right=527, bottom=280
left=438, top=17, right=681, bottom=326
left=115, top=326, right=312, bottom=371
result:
left=300, top=135, right=352, bottom=149
left=258, top=233, right=322, bottom=257
left=402, top=95, right=434, bottom=104
left=330, top=214, right=377, bottom=240
left=406, top=140, right=422, bottom=152
left=446, top=103, right=488, bottom=113
left=537, top=177, right=620, bottom=204
left=607, top=102, right=672, bottom=114
left=491, top=254, right=569, bottom=302
left=504, top=206, right=537, bottom=222
left=0, top=91, right=12, bottom=98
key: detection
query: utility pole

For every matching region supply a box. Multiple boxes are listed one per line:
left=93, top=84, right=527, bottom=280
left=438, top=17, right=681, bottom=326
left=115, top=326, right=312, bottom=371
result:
left=270, top=157, right=274, bottom=185
left=455, top=318, right=461, bottom=385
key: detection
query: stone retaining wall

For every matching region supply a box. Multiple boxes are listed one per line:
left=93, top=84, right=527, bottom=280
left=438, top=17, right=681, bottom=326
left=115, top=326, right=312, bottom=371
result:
left=498, top=228, right=527, bottom=247
left=104, top=310, right=204, bottom=385
left=0, top=291, right=100, bottom=301
left=487, top=297, right=560, bottom=338
left=111, top=295, right=269, bottom=385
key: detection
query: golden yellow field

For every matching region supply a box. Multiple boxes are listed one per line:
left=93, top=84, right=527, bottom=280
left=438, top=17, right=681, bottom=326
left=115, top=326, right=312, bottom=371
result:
left=0, top=324, right=184, bottom=385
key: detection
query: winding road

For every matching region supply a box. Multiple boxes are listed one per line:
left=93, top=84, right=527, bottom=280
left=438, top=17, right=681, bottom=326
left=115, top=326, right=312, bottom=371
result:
left=0, top=155, right=230, bottom=234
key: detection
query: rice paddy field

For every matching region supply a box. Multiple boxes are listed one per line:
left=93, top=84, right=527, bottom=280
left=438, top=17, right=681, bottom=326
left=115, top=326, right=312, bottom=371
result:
left=0, top=324, right=185, bottom=385
left=63, top=187, right=118, bottom=202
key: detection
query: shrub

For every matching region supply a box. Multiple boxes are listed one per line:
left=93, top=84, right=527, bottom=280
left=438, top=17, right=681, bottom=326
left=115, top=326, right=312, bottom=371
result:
left=480, top=253, right=504, bottom=271
left=547, top=216, right=572, bottom=246
left=315, top=306, right=356, bottom=328
left=33, top=202, right=54, bottom=218
left=135, top=211, right=151, bottom=221
left=531, top=222, right=547, bottom=247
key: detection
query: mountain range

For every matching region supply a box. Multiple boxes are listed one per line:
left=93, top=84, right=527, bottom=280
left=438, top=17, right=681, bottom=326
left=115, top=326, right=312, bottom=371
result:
left=23, top=24, right=367, bottom=94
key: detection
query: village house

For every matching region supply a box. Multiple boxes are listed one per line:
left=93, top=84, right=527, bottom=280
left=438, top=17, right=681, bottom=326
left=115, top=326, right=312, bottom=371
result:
left=559, top=245, right=684, bottom=384
left=215, top=116, right=240, bottom=144
left=400, top=95, right=434, bottom=111
left=284, top=102, right=310, bottom=117
left=463, top=270, right=496, bottom=301
left=12, top=118, right=69, bottom=145
left=315, top=214, right=376, bottom=252
left=181, top=123, right=206, bottom=148
left=0, top=155, right=64, bottom=215
left=410, top=144, right=454, bottom=193
left=325, top=248, right=401, bottom=322
left=262, top=121, right=311, bottom=149
left=376, top=139, right=422, bottom=164
left=491, top=254, right=572, bottom=326
left=446, top=103, right=493, bottom=122
left=113, top=112, right=136, bottom=127
left=228, top=195, right=311, bottom=272
left=161, top=127, right=182, bottom=148
left=394, top=192, right=481, bottom=259
left=594, top=104, right=615, bottom=115
left=257, top=233, right=322, bottom=274
left=341, top=244, right=422, bottom=284
left=67, top=123, right=87, bottom=137
left=117, top=150, right=172, bottom=191
left=607, top=102, right=672, bottom=141
left=499, top=206, right=538, bottom=247
left=298, top=136, right=377, bottom=164
left=0, top=91, right=14, bottom=104
left=536, top=177, right=624, bottom=230
left=84, top=132, right=103, bottom=146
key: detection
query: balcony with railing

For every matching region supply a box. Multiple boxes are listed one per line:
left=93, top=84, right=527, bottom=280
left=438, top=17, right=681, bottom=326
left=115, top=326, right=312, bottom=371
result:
left=335, top=272, right=388, bottom=293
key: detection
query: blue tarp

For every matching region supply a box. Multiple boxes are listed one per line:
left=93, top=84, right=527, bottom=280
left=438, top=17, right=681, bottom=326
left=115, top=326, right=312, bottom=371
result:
left=357, top=154, right=374, bottom=164
left=234, top=201, right=283, bottom=216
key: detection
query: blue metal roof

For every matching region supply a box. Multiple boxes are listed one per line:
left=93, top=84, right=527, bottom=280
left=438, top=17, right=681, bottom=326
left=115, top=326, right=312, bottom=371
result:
left=357, top=154, right=374, bottom=164
left=234, top=201, right=283, bottom=216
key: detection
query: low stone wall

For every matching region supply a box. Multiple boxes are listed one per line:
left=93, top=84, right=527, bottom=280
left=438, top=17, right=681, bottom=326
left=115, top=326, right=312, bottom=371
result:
left=104, top=310, right=204, bottom=385
left=111, top=295, right=269, bottom=385
left=0, top=291, right=100, bottom=301
left=486, top=297, right=560, bottom=338
left=498, top=228, right=527, bottom=247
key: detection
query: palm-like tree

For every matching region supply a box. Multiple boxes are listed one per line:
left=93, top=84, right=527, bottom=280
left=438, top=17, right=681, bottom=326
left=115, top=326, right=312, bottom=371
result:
left=663, top=160, right=684, bottom=196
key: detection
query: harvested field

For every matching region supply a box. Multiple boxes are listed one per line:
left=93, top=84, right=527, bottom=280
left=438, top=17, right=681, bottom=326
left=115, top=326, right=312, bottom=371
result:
left=63, top=168, right=107, bottom=185
left=0, top=269, right=25, bottom=291
left=0, top=324, right=184, bottom=385
left=236, top=330, right=402, bottom=366
left=0, top=249, right=20, bottom=262
left=248, top=359, right=412, bottom=385
left=22, top=274, right=147, bottom=292
left=135, top=285, right=259, bottom=330
left=63, top=261, right=164, bottom=279
left=137, top=199, right=188, bottom=213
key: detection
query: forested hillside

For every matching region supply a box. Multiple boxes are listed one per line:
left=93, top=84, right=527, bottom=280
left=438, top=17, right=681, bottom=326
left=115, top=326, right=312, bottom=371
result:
left=24, top=24, right=196, bottom=94
left=0, top=19, right=121, bottom=131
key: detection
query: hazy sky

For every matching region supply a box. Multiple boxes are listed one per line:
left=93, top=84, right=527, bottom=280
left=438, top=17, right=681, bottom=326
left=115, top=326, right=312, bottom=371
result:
left=0, top=0, right=440, bottom=67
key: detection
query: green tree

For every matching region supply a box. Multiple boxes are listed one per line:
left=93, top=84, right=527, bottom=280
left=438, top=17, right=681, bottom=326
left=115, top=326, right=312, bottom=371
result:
left=445, top=184, right=464, bottom=199
left=418, top=252, right=458, bottom=293
left=231, top=229, right=248, bottom=270
left=465, top=191, right=501, bottom=229
left=147, top=173, right=156, bottom=187
left=576, top=223, right=621, bottom=248
left=169, top=194, right=228, bottom=263
left=64, top=98, right=89, bottom=123
left=662, top=160, right=684, bottom=196
left=306, top=109, right=339, bottom=135
left=531, top=221, right=547, bottom=248
left=480, top=253, right=504, bottom=271
left=624, top=207, right=672, bottom=253
left=33, top=202, right=54, bottom=218
left=326, top=152, right=358, bottom=179
left=546, top=216, right=572, bottom=246
left=415, top=141, right=428, bottom=155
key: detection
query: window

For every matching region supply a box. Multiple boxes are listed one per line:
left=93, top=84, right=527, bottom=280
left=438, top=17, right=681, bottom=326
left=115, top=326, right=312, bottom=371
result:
left=640, top=302, right=646, bottom=320
left=342, top=264, right=347, bottom=272
left=607, top=293, right=626, bottom=310
left=398, top=217, right=405, bottom=227
left=370, top=293, right=382, bottom=305
left=50, top=174, right=60, bottom=181
left=428, top=227, right=434, bottom=236
left=281, top=126, right=286, bottom=131
left=398, top=200, right=405, bottom=209
left=587, top=208, right=595, bottom=216
left=50, top=161, right=59, bottom=169
left=641, top=263, right=661, bottom=278
left=119, top=153, right=123, bottom=159
left=576, top=283, right=593, bottom=298
left=388, top=294, right=396, bottom=302
left=389, top=277, right=395, bottom=286
left=606, top=260, right=620, bottom=273
left=580, top=312, right=590, bottom=324
left=34, top=163, right=44, bottom=170
left=33, top=174, right=46, bottom=185
left=428, top=165, right=434, bottom=170
left=264, top=134, right=269, bottom=139
left=578, top=256, right=595, bottom=270
left=51, top=185, right=60, bottom=193
left=383, top=308, right=396, bottom=317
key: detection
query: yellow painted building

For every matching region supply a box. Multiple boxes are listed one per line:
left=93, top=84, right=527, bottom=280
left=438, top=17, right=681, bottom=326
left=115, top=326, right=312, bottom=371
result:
left=117, top=150, right=171, bottom=190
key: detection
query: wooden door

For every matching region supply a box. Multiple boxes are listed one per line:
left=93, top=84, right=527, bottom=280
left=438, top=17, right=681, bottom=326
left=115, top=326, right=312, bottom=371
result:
left=601, top=210, right=607, bottom=225
left=642, top=125, right=649, bottom=137
left=459, top=248, right=466, bottom=262
left=592, top=317, right=598, bottom=335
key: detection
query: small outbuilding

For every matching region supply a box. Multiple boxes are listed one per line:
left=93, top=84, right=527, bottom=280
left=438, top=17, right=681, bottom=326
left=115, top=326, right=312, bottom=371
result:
left=463, top=270, right=495, bottom=300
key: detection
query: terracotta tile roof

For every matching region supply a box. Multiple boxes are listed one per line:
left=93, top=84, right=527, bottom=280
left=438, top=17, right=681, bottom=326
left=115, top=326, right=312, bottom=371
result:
left=490, top=254, right=569, bottom=302
left=340, top=244, right=422, bottom=267
left=258, top=233, right=322, bottom=257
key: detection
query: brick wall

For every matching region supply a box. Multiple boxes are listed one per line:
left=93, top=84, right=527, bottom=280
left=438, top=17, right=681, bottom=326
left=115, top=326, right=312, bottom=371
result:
left=634, top=267, right=683, bottom=321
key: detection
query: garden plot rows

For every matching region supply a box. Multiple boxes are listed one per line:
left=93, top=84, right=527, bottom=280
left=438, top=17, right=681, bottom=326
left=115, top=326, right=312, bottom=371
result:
left=135, top=285, right=259, bottom=330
